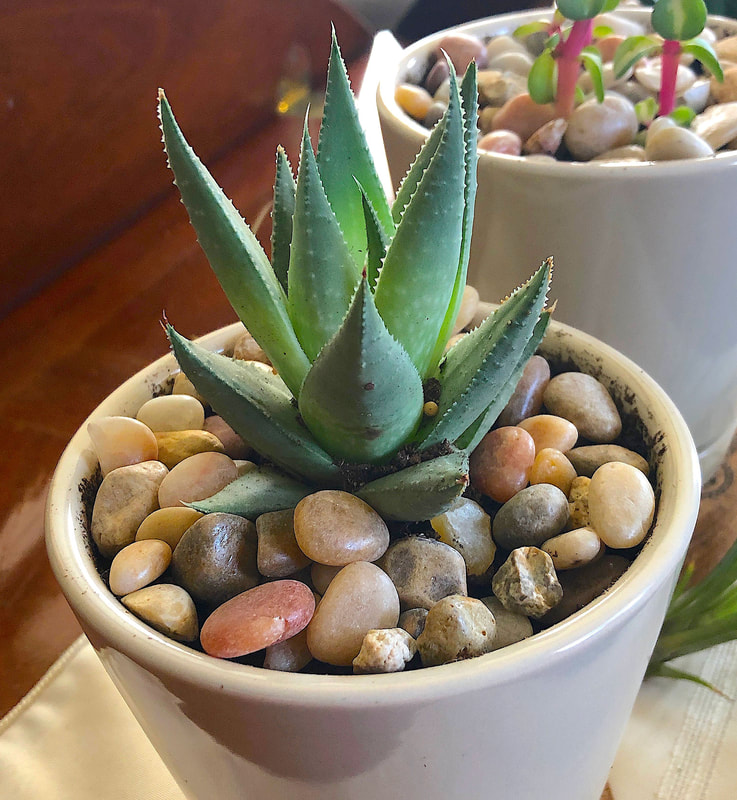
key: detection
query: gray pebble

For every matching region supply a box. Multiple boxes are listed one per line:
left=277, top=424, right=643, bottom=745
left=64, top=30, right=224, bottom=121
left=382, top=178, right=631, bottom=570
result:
left=416, top=595, right=496, bottom=667
left=492, top=547, right=562, bottom=619
left=543, top=372, right=622, bottom=443
left=567, top=444, right=649, bottom=478
left=398, top=607, right=429, bottom=639
left=493, top=484, right=569, bottom=550
left=480, top=596, right=533, bottom=650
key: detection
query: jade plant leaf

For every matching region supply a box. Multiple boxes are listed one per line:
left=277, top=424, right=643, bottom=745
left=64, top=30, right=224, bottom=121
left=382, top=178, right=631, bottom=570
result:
left=681, top=38, right=723, bottom=81
left=167, top=327, right=342, bottom=485
left=513, top=21, right=551, bottom=39
left=419, top=260, right=552, bottom=449
left=271, top=146, right=296, bottom=293
left=355, top=449, right=469, bottom=521
left=581, top=47, right=605, bottom=103
left=288, top=121, right=360, bottom=362
left=357, top=181, right=389, bottom=289
left=298, top=278, right=424, bottom=463
left=652, top=0, right=707, bottom=42
left=613, top=36, right=661, bottom=78
left=528, top=50, right=558, bottom=105
left=189, top=465, right=311, bottom=518
left=317, top=29, right=394, bottom=265
left=374, top=65, right=467, bottom=378
left=158, top=92, right=309, bottom=398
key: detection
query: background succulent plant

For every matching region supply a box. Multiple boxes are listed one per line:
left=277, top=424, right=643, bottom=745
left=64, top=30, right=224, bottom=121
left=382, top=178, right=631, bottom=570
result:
left=159, top=32, right=551, bottom=522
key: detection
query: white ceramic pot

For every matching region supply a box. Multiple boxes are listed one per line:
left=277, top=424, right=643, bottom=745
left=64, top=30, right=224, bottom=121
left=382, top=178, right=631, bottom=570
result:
left=376, top=8, right=737, bottom=481
left=46, top=318, right=699, bottom=800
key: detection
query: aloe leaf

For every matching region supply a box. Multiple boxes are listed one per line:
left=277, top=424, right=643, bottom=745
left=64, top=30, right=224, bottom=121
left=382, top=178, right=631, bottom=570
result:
left=356, top=450, right=469, bottom=521
left=357, top=180, right=389, bottom=289
left=298, top=278, right=424, bottom=464
left=528, top=50, right=558, bottom=105
left=288, top=121, right=360, bottom=362
left=613, top=36, right=661, bottom=78
left=316, top=28, right=394, bottom=264
left=271, top=146, right=296, bottom=293
left=652, top=0, right=707, bottom=42
left=581, top=47, right=605, bottom=103
left=167, top=327, right=341, bottom=485
left=426, top=62, right=479, bottom=374
left=682, top=37, right=723, bottom=81
left=374, top=64, right=466, bottom=378
left=158, top=92, right=309, bottom=398
left=419, top=260, right=552, bottom=449
left=189, top=466, right=311, bottom=518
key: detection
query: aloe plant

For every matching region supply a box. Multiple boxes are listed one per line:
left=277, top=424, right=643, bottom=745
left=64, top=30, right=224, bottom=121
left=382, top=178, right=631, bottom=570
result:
left=159, top=32, right=551, bottom=522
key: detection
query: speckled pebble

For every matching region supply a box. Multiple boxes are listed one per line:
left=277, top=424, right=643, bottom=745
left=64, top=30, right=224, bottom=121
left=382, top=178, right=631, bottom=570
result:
left=353, top=628, right=417, bottom=674
left=154, top=429, right=224, bottom=469
left=416, top=595, right=496, bottom=667
left=543, top=372, right=622, bottom=443
left=136, top=394, right=205, bottom=433
left=568, top=476, right=592, bottom=529
left=121, top=584, right=199, bottom=642
left=635, top=59, right=696, bottom=94
left=87, top=416, right=158, bottom=476
left=567, top=444, right=649, bottom=477
left=158, top=451, right=238, bottom=508
left=497, top=355, right=550, bottom=427
left=430, top=496, right=495, bottom=576
left=479, top=596, right=533, bottom=650
left=256, top=508, right=312, bottom=578
left=492, top=483, right=569, bottom=550
left=588, top=462, right=655, bottom=548
left=541, top=527, right=603, bottom=570
left=492, top=547, right=562, bottom=619
left=109, top=539, right=172, bottom=596
left=398, top=607, right=428, bottom=639
left=470, top=426, right=536, bottom=503
left=518, top=414, right=578, bottom=453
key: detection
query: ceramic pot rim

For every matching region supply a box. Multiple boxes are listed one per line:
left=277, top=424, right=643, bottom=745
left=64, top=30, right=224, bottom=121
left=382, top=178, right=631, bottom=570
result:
left=46, top=317, right=700, bottom=707
left=376, top=7, right=737, bottom=178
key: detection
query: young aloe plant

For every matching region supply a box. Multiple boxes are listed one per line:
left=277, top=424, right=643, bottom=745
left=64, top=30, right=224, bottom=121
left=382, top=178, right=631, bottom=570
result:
left=158, top=32, right=551, bottom=522
left=613, top=0, right=723, bottom=117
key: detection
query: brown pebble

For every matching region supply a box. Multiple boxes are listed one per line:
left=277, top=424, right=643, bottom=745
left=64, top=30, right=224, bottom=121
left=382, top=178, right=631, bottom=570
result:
left=470, top=426, right=535, bottom=503
left=497, top=355, right=550, bottom=427
left=256, top=508, right=312, bottom=578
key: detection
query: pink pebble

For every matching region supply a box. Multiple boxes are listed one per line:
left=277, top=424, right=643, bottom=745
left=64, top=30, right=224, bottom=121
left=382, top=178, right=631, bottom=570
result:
left=469, top=426, right=535, bottom=503
left=200, top=580, right=316, bottom=659
left=478, top=129, right=522, bottom=156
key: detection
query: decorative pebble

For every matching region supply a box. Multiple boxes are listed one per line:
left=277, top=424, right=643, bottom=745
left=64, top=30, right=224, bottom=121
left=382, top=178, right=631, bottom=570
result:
left=263, top=628, right=312, bottom=672
left=395, top=83, right=434, bottom=121
left=518, top=414, right=578, bottom=453
left=172, top=513, right=259, bottom=606
left=588, top=462, right=655, bottom=548
left=681, top=79, right=711, bottom=113
left=691, top=102, right=737, bottom=150
left=538, top=554, right=631, bottom=627
left=172, top=371, right=208, bottom=405
left=567, top=444, right=649, bottom=477
left=158, top=451, right=237, bottom=508
left=595, top=35, right=625, bottom=63
left=469, top=426, right=536, bottom=503
left=306, top=562, right=400, bottom=666
left=528, top=448, right=577, bottom=495
left=715, top=35, right=737, bottom=64
left=497, top=355, right=550, bottom=427
left=136, top=394, right=205, bottom=433
left=121, top=584, right=199, bottom=642
left=310, top=562, right=342, bottom=595
left=479, top=596, right=533, bottom=650
left=645, top=125, right=714, bottom=160
left=635, top=59, right=696, bottom=94
left=234, top=460, right=257, bottom=477
left=293, top=490, right=389, bottom=567
left=492, top=93, right=557, bottom=142
left=543, top=372, right=622, bottom=443
left=592, top=144, right=647, bottom=162
left=87, top=416, right=159, bottom=476
left=109, top=539, right=172, bottom=596
left=487, top=50, right=533, bottom=76
left=568, top=476, right=592, bottom=529
left=201, top=580, right=315, bottom=659
left=424, top=59, right=450, bottom=95
left=592, top=12, right=645, bottom=38
left=485, top=34, right=529, bottom=63
left=424, top=102, right=446, bottom=129
left=430, top=496, right=496, bottom=576
left=478, top=129, right=523, bottom=155
left=563, top=92, right=638, bottom=161
left=433, top=77, right=451, bottom=104
left=232, top=329, right=271, bottom=364
left=477, top=70, right=527, bottom=108
left=256, top=508, right=312, bottom=578
left=492, top=547, right=563, bottom=619
left=523, top=118, right=567, bottom=156
left=154, top=429, right=224, bottom=469
left=136, top=506, right=203, bottom=550
left=416, top=595, right=496, bottom=667
left=451, top=285, right=480, bottom=334
left=379, top=536, right=467, bottom=611
left=434, top=33, right=488, bottom=73
left=492, top=483, right=569, bottom=550
left=398, top=607, right=428, bottom=639
left=479, top=105, right=499, bottom=133
left=202, top=415, right=252, bottom=460
left=353, top=628, right=417, bottom=674
left=541, top=527, right=603, bottom=570
left=91, top=461, right=169, bottom=558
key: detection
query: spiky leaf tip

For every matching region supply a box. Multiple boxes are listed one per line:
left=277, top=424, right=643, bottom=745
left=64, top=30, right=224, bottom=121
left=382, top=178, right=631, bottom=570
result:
left=271, top=146, right=296, bottom=293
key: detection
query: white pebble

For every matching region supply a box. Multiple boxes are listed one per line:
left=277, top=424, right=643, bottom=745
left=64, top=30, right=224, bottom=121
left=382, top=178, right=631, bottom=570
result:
left=541, top=527, right=603, bottom=570
left=589, top=462, right=655, bottom=548
left=88, top=416, right=158, bottom=476
left=645, top=126, right=714, bottom=160
left=136, top=394, right=205, bottom=433
left=353, top=628, right=417, bottom=674
left=691, top=102, right=737, bottom=150
left=635, top=60, right=696, bottom=94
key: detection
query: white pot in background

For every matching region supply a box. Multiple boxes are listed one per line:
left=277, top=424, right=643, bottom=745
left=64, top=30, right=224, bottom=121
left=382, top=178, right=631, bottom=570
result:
left=377, top=8, right=737, bottom=481
left=46, top=318, right=700, bottom=800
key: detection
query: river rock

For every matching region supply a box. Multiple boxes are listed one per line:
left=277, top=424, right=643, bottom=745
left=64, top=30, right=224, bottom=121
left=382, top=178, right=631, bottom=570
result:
left=563, top=92, right=638, bottom=161
left=479, top=595, right=533, bottom=650
left=488, top=50, right=533, bottom=76
left=645, top=126, right=714, bottom=160
left=232, top=329, right=271, bottom=364
left=91, top=460, right=169, bottom=558
left=201, top=580, right=315, bottom=659
left=310, top=562, right=342, bottom=595
left=172, top=512, right=259, bottom=606
left=524, top=118, right=567, bottom=155
left=307, top=562, right=400, bottom=666
left=172, top=371, right=208, bottom=405
left=477, top=69, right=526, bottom=108
left=691, top=102, right=737, bottom=150
left=541, top=527, right=603, bottom=570
left=493, top=484, right=569, bottom=550
left=263, top=628, right=313, bottom=672
left=568, top=476, right=592, bottom=529
left=353, top=628, right=417, bottom=674
left=158, top=451, right=237, bottom=508
left=121, top=584, right=199, bottom=642
left=567, top=444, right=649, bottom=477
left=592, top=144, right=647, bottom=162
left=136, top=394, right=205, bottom=433
left=202, top=415, right=252, bottom=460
left=478, top=129, right=523, bottom=155
left=492, top=94, right=557, bottom=142
left=589, top=462, right=655, bottom=548
left=434, top=33, right=488, bottom=73
left=154, top=429, right=224, bottom=469
left=424, top=59, right=450, bottom=95
left=497, top=355, right=550, bottom=427
left=416, top=595, right=496, bottom=667
left=294, top=490, right=389, bottom=566
left=543, top=372, right=622, bottom=443
left=136, top=506, right=203, bottom=550
left=634, top=59, right=696, bottom=95
left=492, top=547, right=562, bottom=618
left=398, top=607, right=428, bottom=639
left=424, top=102, right=447, bottom=128
left=518, top=414, right=578, bottom=453
left=470, top=426, right=536, bottom=503
left=430, top=497, right=495, bottom=576
left=715, top=34, right=737, bottom=64
left=485, top=34, right=529, bottom=63
left=452, top=285, right=480, bottom=334
left=528, top=448, right=577, bottom=496
left=109, top=539, right=172, bottom=596
left=87, top=416, right=159, bottom=476
left=256, top=508, right=312, bottom=578
left=395, top=83, right=434, bottom=121
left=379, top=536, right=467, bottom=610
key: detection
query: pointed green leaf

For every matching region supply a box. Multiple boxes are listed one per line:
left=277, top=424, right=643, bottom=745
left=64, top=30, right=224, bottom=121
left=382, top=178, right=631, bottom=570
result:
left=669, top=105, right=697, bottom=126
left=528, top=50, right=558, bottom=105
left=652, top=0, right=707, bottom=42
left=356, top=450, right=469, bottom=521
left=682, top=37, right=723, bottom=81
left=298, top=278, right=423, bottom=464
left=427, top=62, right=479, bottom=374
left=581, top=47, right=605, bottom=103
left=635, top=96, right=658, bottom=126
left=513, top=21, right=551, bottom=39
left=374, top=65, right=466, bottom=378
left=158, top=92, right=309, bottom=398
left=288, top=121, right=360, bottom=362
left=271, top=146, right=296, bottom=293
left=419, top=260, right=552, bottom=449
left=189, top=466, right=311, bottom=518
left=316, top=29, right=394, bottom=265
left=167, top=327, right=341, bottom=485
left=357, top=180, right=389, bottom=289
left=613, top=36, right=661, bottom=78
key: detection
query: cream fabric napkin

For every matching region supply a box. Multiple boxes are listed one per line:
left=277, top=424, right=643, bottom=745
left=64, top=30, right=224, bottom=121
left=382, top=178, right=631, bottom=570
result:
left=1, top=635, right=736, bottom=800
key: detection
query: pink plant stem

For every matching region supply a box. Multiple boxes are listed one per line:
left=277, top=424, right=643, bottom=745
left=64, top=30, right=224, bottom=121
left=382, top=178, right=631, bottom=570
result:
left=555, top=19, right=593, bottom=118
left=659, top=40, right=681, bottom=117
